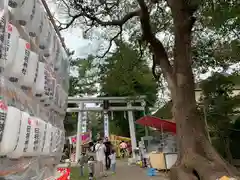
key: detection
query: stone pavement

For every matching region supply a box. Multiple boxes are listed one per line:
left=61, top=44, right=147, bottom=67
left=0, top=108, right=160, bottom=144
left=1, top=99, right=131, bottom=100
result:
left=103, top=160, right=169, bottom=180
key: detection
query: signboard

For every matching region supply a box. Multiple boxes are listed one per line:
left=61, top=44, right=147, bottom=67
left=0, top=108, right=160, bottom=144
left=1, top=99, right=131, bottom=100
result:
left=69, top=131, right=91, bottom=145
left=110, top=134, right=131, bottom=142
left=103, top=112, right=109, bottom=138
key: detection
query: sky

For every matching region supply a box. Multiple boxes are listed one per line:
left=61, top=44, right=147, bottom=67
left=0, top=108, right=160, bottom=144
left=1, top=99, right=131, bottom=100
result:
left=47, top=0, right=98, bottom=59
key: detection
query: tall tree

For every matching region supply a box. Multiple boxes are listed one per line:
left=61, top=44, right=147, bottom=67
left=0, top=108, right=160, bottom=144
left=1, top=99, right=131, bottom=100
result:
left=200, top=73, right=240, bottom=163
left=64, top=57, right=98, bottom=136
left=100, top=42, right=158, bottom=138
left=58, top=0, right=240, bottom=179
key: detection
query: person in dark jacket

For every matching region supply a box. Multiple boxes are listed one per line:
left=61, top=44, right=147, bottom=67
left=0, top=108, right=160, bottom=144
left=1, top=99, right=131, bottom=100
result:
left=104, top=137, right=112, bottom=170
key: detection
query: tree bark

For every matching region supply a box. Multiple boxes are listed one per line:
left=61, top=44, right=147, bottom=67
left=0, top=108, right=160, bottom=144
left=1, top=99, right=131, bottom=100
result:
left=166, top=1, right=239, bottom=180
left=133, top=0, right=239, bottom=179
left=223, top=136, right=233, bottom=164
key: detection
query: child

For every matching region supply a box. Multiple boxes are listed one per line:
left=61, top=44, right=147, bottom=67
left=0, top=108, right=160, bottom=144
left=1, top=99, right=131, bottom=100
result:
left=78, top=152, right=88, bottom=176
left=87, top=156, right=95, bottom=180
left=109, top=149, right=116, bottom=174
left=141, top=147, right=148, bottom=168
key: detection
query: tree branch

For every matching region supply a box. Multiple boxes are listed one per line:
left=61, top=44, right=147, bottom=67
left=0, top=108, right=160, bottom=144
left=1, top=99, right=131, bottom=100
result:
left=97, top=26, right=123, bottom=58
left=58, top=2, right=141, bottom=31
left=137, top=0, right=175, bottom=86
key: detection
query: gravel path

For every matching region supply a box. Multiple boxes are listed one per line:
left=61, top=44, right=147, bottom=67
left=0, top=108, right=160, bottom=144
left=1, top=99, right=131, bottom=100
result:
left=102, top=160, right=169, bottom=180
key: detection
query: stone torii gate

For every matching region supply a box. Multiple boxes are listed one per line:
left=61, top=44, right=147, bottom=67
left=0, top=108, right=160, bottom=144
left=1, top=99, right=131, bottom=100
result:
left=67, top=96, right=146, bottom=162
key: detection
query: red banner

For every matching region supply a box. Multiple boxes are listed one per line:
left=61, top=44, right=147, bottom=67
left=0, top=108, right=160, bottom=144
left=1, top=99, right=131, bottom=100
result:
left=70, top=132, right=91, bottom=144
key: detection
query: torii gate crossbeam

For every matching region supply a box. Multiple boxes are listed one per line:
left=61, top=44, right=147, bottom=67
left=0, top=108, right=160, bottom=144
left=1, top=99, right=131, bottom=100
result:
left=67, top=96, right=146, bottom=162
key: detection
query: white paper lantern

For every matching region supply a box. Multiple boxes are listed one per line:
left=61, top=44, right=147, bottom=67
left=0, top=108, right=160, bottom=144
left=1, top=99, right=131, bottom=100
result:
left=46, top=33, right=58, bottom=63
left=42, top=123, right=53, bottom=154
left=4, top=24, right=19, bottom=69
left=49, top=76, right=56, bottom=104
left=59, top=89, right=68, bottom=109
left=26, top=1, right=42, bottom=37
left=8, top=38, right=31, bottom=82
left=0, top=104, right=21, bottom=155
left=54, top=84, right=60, bottom=107
left=0, top=11, right=5, bottom=70
left=11, top=0, right=35, bottom=26
left=24, top=117, right=45, bottom=156
left=0, top=1, right=4, bottom=9
left=51, top=38, right=60, bottom=64
left=41, top=23, right=54, bottom=57
left=19, top=51, right=38, bottom=88
left=51, top=126, right=57, bottom=154
left=54, top=128, right=61, bottom=153
left=8, top=0, right=25, bottom=8
left=54, top=47, right=63, bottom=71
left=7, top=111, right=30, bottom=159
left=52, top=35, right=59, bottom=61
left=39, top=13, right=51, bottom=50
left=42, top=67, right=51, bottom=106
left=34, top=61, right=45, bottom=97
left=40, top=122, right=48, bottom=154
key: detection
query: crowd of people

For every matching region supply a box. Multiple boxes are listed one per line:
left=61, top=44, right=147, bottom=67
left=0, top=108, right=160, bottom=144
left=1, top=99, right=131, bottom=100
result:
left=78, top=137, right=119, bottom=179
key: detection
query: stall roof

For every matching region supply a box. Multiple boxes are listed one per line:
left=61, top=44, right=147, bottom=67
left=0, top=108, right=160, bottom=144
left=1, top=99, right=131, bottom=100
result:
left=136, top=116, right=176, bottom=134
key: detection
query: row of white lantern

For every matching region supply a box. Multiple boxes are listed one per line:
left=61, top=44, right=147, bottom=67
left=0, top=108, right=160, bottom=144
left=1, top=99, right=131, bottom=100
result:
left=0, top=102, right=65, bottom=158
left=3, top=23, right=68, bottom=109
left=8, top=0, right=69, bottom=82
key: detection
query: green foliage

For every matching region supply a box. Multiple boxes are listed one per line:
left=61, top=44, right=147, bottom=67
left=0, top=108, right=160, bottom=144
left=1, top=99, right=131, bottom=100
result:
left=200, top=73, right=240, bottom=160
left=200, top=73, right=240, bottom=129
left=64, top=57, right=99, bottom=136
left=99, top=42, right=159, bottom=137
left=69, top=57, right=99, bottom=96
left=202, top=0, right=240, bottom=31
left=153, top=101, right=173, bottom=119
left=100, top=42, right=158, bottom=106
left=191, top=0, right=240, bottom=73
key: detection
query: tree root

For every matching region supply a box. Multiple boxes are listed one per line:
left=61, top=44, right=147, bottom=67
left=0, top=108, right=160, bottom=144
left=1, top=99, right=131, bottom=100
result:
left=170, top=152, right=240, bottom=180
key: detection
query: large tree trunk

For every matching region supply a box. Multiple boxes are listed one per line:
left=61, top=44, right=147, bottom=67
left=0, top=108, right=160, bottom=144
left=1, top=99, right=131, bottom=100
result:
left=223, top=136, right=233, bottom=164
left=168, top=1, right=239, bottom=180
left=136, top=0, right=239, bottom=178
left=170, top=79, right=239, bottom=180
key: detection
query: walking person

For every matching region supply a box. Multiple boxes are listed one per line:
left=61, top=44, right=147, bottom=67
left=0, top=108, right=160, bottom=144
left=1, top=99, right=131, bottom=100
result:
left=95, top=138, right=106, bottom=177
left=87, top=156, right=95, bottom=180
left=104, top=137, right=112, bottom=170
left=78, top=152, right=88, bottom=176
left=127, top=141, right=132, bottom=157
left=109, top=149, right=116, bottom=174
left=119, top=141, right=127, bottom=158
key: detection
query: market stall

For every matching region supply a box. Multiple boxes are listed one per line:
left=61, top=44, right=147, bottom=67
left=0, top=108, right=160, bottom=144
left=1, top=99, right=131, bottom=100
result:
left=136, top=116, right=177, bottom=170
left=110, top=134, right=131, bottom=157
